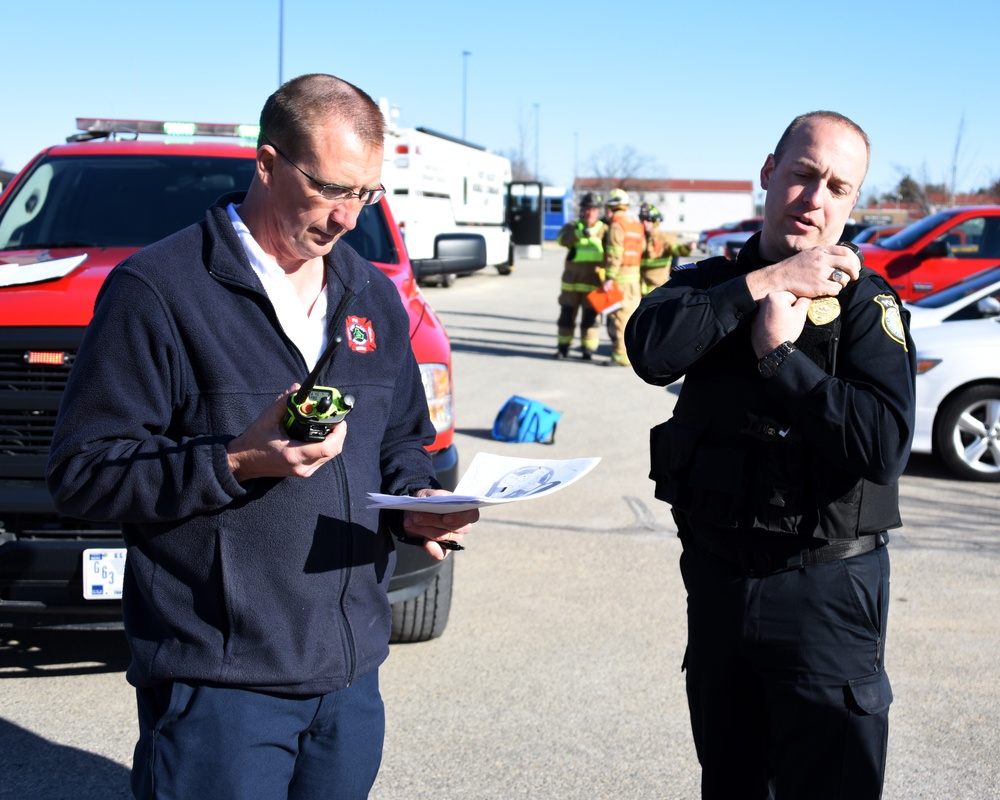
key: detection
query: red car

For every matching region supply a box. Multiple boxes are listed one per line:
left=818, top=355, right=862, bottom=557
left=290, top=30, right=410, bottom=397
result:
left=859, top=206, right=1000, bottom=301
left=697, top=217, right=763, bottom=249
left=0, top=118, right=483, bottom=639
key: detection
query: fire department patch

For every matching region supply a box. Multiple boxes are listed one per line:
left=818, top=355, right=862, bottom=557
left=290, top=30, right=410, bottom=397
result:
left=345, top=316, right=377, bottom=353
left=873, top=294, right=907, bottom=350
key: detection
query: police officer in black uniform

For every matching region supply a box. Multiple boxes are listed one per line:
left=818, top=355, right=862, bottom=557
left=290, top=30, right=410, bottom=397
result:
left=625, top=111, right=916, bottom=799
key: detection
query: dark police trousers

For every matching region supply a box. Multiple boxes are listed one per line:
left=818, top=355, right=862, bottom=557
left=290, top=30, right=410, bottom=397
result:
left=130, top=668, right=384, bottom=800
left=680, top=541, right=892, bottom=800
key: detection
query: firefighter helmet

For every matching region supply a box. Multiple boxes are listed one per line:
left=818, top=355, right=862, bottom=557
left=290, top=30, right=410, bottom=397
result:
left=639, top=203, right=663, bottom=223
left=579, top=192, right=602, bottom=209
left=606, top=188, right=631, bottom=208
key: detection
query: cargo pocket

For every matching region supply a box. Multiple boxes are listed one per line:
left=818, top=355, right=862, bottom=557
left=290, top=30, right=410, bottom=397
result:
left=847, top=668, right=893, bottom=715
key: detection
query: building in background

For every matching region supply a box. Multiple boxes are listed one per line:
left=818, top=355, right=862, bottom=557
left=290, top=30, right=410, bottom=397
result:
left=573, top=178, right=754, bottom=241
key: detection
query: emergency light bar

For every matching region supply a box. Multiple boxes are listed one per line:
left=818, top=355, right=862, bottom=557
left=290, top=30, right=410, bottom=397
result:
left=68, top=118, right=260, bottom=143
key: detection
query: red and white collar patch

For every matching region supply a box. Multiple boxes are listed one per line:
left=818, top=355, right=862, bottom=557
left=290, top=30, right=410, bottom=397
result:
left=345, top=316, right=377, bottom=353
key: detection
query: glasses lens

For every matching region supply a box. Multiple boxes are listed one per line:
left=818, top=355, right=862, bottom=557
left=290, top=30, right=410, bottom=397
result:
left=319, top=185, right=354, bottom=202
left=365, top=186, right=386, bottom=206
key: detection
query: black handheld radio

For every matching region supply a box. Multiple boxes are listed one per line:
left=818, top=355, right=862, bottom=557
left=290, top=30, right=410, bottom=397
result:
left=283, top=334, right=355, bottom=442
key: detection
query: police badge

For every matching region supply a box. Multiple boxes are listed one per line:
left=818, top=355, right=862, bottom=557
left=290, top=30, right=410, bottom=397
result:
left=874, top=294, right=907, bottom=350
left=807, top=296, right=841, bottom=326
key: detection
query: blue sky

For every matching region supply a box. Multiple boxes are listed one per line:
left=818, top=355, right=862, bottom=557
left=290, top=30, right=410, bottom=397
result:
left=5, top=0, right=998, bottom=205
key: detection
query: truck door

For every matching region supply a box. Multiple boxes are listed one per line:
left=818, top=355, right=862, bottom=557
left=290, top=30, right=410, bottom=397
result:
left=506, top=181, right=544, bottom=259
left=910, top=215, right=1000, bottom=298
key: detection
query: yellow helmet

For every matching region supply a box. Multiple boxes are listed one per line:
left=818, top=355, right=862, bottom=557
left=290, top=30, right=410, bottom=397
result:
left=606, top=188, right=631, bottom=208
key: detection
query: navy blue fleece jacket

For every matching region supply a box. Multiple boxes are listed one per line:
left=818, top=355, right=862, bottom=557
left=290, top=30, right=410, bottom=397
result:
left=47, top=193, right=437, bottom=695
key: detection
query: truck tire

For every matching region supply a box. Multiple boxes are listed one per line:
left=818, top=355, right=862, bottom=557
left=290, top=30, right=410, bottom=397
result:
left=390, top=556, right=454, bottom=642
left=497, top=242, right=515, bottom=276
left=439, top=273, right=456, bottom=288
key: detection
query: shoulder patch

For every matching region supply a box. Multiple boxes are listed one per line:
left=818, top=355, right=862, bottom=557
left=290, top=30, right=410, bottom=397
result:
left=873, top=294, right=907, bottom=350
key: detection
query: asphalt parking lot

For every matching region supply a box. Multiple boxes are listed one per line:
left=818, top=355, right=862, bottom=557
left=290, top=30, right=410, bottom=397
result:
left=2, top=244, right=998, bottom=799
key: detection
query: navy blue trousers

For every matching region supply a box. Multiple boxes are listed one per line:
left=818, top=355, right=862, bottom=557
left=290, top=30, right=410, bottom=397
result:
left=131, top=669, right=384, bottom=800
left=680, top=542, right=892, bottom=800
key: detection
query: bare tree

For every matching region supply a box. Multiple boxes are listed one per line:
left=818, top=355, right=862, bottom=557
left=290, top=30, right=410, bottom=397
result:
left=500, top=106, right=545, bottom=182
left=587, top=145, right=660, bottom=194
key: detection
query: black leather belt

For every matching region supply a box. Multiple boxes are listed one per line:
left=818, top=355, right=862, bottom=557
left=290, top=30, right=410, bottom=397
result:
left=689, top=531, right=886, bottom=576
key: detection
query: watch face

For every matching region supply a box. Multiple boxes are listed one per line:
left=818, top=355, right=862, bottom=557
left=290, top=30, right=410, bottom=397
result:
left=758, top=356, right=778, bottom=377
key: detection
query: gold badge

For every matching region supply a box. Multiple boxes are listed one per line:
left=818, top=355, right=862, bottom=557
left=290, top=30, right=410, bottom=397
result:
left=874, top=294, right=907, bottom=350
left=807, top=296, right=841, bottom=325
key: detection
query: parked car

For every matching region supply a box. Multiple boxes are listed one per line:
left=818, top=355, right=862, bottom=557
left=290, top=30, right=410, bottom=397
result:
left=697, top=217, right=763, bottom=250
left=852, top=223, right=904, bottom=245
left=0, top=118, right=482, bottom=639
left=911, top=317, right=1000, bottom=481
left=905, top=266, right=1000, bottom=329
left=703, top=221, right=866, bottom=261
left=705, top=230, right=754, bottom=259
left=859, top=206, right=1000, bottom=301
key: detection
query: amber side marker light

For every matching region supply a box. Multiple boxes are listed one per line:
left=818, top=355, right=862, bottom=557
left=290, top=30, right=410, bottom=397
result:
left=25, top=351, right=68, bottom=366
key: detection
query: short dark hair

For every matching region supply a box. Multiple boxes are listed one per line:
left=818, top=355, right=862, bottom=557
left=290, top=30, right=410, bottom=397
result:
left=258, top=73, right=384, bottom=159
left=772, top=111, right=870, bottom=172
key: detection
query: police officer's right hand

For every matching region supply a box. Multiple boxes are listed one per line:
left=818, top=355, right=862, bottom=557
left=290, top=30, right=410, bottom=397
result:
left=746, top=244, right=860, bottom=301
left=226, top=385, right=347, bottom=481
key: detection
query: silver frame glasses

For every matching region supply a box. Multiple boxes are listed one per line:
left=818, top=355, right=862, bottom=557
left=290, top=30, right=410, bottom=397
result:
left=262, top=135, right=385, bottom=205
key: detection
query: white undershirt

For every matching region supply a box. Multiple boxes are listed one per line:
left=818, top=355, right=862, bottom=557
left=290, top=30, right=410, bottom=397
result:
left=226, top=203, right=328, bottom=370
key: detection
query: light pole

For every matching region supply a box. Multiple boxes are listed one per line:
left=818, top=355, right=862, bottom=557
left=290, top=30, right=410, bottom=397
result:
left=533, top=103, right=540, bottom=181
left=278, top=0, right=284, bottom=87
left=574, top=132, right=579, bottom=185
left=462, top=51, right=471, bottom=140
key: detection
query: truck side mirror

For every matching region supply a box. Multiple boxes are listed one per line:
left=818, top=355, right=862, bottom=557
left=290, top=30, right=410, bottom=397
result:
left=917, top=239, right=950, bottom=261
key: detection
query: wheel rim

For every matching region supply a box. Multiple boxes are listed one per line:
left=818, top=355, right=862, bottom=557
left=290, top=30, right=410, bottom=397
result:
left=949, top=397, right=1000, bottom=475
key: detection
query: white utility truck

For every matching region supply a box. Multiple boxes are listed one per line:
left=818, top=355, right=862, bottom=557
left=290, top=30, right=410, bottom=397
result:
left=380, top=104, right=513, bottom=286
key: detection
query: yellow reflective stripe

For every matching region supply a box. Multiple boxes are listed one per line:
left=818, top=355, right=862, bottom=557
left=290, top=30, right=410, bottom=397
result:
left=561, top=282, right=600, bottom=293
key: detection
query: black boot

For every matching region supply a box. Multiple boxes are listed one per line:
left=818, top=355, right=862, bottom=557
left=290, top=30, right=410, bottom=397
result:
left=555, top=344, right=570, bottom=359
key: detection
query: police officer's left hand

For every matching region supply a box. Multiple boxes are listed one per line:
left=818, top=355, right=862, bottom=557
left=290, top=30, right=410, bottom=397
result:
left=402, top=489, right=480, bottom=560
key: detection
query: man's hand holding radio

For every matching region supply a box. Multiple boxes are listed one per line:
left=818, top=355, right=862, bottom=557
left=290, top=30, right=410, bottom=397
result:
left=227, top=385, right=347, bottom=481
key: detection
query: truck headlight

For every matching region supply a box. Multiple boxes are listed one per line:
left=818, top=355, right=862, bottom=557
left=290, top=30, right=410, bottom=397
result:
left=420, top=363, right=453, bottom=433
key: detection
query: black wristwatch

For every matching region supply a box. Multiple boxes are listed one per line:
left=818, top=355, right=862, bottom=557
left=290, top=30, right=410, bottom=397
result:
left=758, top=341, right=797, bottom=378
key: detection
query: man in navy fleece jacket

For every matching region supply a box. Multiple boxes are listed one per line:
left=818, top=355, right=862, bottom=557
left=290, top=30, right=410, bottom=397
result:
left=47, top=73, right=478, bottom=800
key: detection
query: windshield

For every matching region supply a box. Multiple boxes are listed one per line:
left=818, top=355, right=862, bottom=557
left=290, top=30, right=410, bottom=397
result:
left=0, top=154, right=256, bottom=250
left=341, top=203, right=398, bottom=265
left=909, top=267, right=1000, bottom=308
left=875, top=209, right=961, bottom=251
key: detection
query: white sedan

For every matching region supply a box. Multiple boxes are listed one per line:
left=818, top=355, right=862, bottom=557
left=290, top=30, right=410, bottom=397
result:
left=911, top=317, right=1000, bottom=481
left=705, top=230, right=754, bottom=259
left=905, top=265, right=1000, bottom=329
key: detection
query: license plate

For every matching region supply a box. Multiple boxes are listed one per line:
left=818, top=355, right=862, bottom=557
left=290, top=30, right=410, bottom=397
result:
left=82, top=548, right=126, bottom=600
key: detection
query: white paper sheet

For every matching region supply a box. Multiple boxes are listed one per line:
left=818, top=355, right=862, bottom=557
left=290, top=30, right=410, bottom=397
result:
left=366, top=452, right=601, bottom=513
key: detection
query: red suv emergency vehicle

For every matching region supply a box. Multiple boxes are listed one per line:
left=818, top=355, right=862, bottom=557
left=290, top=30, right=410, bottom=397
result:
left=0, top=118, right=482, bottom=640
left=859, top=206, right=1000, bottom=301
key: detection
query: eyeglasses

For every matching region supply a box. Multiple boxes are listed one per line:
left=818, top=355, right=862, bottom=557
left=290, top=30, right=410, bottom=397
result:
left=262, top=135, right=385, bottom=206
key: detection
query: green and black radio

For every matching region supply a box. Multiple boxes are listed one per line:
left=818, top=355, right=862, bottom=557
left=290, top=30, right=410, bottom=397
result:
left=283, top=334, right=355, bottom=442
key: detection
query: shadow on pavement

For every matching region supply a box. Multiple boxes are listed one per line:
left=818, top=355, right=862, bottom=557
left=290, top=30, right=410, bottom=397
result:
left=0, top=718, right=132, bottom=800
left=0, top=629, right=130, bottom=678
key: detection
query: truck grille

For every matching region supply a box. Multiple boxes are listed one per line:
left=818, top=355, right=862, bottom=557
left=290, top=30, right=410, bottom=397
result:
left=0, top=348, right=76, bottom=392
left=1, top=409, right=61, bottom=456
left=0, top=343, right=77, bottom=460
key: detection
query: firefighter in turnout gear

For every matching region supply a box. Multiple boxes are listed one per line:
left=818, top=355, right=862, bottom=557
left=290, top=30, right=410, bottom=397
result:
left=639, top=202, right=694, bottom=294
left=555, top=192, right=606, bottom=359
left=602, top=189, right=646, bottom=366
